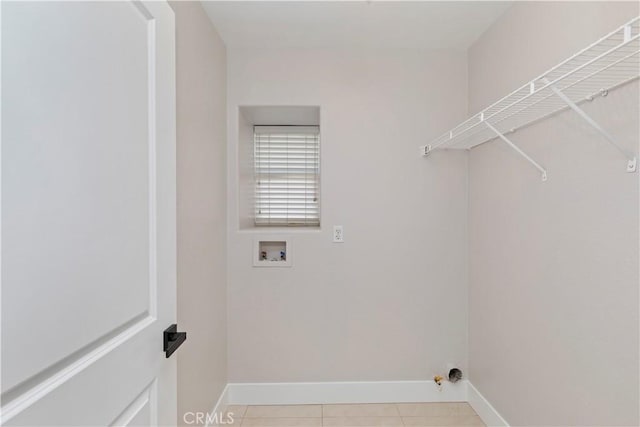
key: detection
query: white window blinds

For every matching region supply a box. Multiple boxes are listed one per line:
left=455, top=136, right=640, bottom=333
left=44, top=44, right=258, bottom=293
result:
left=254, top=126, right=320, bottom=226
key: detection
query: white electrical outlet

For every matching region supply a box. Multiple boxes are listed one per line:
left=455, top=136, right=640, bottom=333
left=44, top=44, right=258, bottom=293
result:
left=333, top=225, right=344, bottom=243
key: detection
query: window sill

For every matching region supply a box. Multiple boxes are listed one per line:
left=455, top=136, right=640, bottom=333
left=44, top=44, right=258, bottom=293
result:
left=237, top=225, right=322, bottom=234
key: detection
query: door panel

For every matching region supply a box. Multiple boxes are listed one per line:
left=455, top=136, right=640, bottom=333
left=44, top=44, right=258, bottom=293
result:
left=110, top=382, right=157, bottom=427
left=5, top=332, right=157, bottom=426
left=1, top=1, right=176, bottom=425
left=3, top=0, right=151, bottom=392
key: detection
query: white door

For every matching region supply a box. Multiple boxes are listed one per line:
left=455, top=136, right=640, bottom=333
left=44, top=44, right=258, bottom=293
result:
left=2, top=1, right=177, bottom=425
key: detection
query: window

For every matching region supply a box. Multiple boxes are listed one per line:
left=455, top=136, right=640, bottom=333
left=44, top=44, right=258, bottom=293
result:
left=254, top=126, right=320, bottom=226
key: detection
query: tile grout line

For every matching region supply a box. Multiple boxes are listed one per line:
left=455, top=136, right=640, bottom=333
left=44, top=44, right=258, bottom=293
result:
left=236, top=403, right=485, bottom=427
left=396, top=403, right=405, bottom=427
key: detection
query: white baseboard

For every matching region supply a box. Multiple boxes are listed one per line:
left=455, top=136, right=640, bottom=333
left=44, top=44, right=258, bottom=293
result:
left=226, top=380, right=468, bottom=405
left=219, top=380, right=507, bottom=427
left=467, top=382, right=509, bottom=427
left=204, top=384, right=230, bottom=427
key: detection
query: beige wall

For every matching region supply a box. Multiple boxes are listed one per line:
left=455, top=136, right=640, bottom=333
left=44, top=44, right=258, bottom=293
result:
left=468, top=3, right=639, bottom=426
left=226, top=48, right=469, bottom=382
left=171, top=1, right=227, bottom=424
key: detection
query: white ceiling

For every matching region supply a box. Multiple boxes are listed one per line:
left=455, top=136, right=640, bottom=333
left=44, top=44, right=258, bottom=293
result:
left=201, top=1, right=512, bottom=50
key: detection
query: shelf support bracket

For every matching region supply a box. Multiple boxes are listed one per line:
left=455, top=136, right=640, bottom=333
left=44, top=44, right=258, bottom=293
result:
left=543, top=79, right=637, bottom=172
left=485, top=121, right=548, bottom=181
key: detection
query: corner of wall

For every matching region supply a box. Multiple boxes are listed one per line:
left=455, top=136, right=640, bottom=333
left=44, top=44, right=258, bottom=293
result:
left=172, top=1, right=229, bottom=424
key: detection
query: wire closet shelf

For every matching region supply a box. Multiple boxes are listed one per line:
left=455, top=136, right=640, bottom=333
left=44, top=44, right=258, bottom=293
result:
left=422, top=16, right=640, bottom=181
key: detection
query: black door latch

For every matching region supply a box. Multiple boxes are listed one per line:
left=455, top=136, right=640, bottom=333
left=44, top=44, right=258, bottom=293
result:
left=163, top=324, right=187, bottom=358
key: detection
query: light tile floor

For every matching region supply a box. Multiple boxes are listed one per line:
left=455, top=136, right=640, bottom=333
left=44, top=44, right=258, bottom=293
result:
left=222, top=403, right=485, bottom=427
